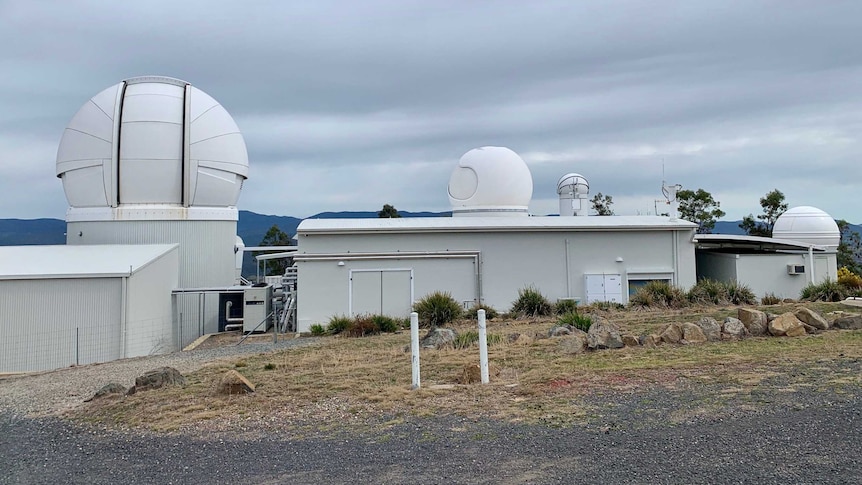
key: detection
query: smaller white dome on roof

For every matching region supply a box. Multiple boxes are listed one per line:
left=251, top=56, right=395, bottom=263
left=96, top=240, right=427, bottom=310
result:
left=772, top=206, right=840, bottom=248
left=448, top=147, right=533, bottom=217
left=557, top=173, right=589, bottom=196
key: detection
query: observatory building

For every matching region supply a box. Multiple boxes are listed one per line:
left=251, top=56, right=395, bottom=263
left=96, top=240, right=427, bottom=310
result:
left=293, top=147, right=699, bottom=331
left=1, top=76, right=250, bottom=372
left=695, top=206, right=839, bottom=299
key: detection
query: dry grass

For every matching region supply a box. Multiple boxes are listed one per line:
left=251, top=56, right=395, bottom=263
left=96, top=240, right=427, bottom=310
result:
left=72, top=303, right=862, bottom=432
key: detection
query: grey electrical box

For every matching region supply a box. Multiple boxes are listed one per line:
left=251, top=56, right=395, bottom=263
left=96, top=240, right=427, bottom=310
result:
left=243, top=284, right=273, bottom=333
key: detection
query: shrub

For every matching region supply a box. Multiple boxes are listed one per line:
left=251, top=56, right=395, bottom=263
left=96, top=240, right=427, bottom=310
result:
left=554, top=299, right=578, bottom=315
left=589, top=301, right=625, bottom=311
left=801, top=279, right=847, bottom=302
left=465, top=303, right=499, bottom=320
left=510, top=286, right=553, bottom=317
left=309, top=323, right=326, bottom=336
left=371, top=315, right=399, bottom=333
left=761, top=292, right=781, bottom=305
left=630, top=281, right=688, bottom=308
left=413, top=291, right=463, bottom=327
left=346, top=315, right=380, bottom=337
left=726, top=281, right=757, bottom=305
left=557, top=312, right=592, bottom=332
left=687, top=279, right=729, bottom=305
left=327, top=315, right=352, bottom=335
left=264, top=363, right=276, bottom=370
left=838, top=267, right=862, bottom=289
left=452, top=330, right=503, bottom=350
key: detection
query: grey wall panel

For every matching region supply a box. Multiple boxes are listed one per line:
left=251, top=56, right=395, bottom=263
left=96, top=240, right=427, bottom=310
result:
left=125, top=246, right=179, bottom=357
left=0, top=278, right=122, bottom=373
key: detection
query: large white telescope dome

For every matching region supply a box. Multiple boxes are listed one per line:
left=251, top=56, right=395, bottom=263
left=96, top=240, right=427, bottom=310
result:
left=56, top=76, right=248, bottom=213
left=448, top=146, right=533, bottom=217
left=772, top=206, right=840, bottom=248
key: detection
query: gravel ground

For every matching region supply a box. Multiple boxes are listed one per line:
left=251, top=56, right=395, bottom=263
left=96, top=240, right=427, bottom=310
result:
left=2, top=341, right=861, bottom=484
left=0, top=337, right=319, bottom=417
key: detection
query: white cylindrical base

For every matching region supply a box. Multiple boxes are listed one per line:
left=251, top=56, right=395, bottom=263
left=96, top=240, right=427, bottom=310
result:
left=410, top=312, right=420, bottom=389
left=478, top=309, right=489, bottom=384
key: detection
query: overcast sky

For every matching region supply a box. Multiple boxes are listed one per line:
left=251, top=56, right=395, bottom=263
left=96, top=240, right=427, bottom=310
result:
left=1, top=1, right=860, bottom=222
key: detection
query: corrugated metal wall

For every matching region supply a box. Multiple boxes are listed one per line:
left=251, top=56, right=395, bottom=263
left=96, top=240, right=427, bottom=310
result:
left=0, top=278, right=122, bottom=373
left=67, top=220, right=236, bottom=288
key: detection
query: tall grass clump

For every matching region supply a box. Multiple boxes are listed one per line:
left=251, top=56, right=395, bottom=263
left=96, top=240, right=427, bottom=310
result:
left=761, top=292, right=781, bottom=305
left=687, top=279, right=729, bottom=305
left=327, top=315, right=352, bottom=335
left=726, top=281, right=757, bottom=305
left=370, top=315, right=399, bottom=333
left=413, top=291, right=462, bottom=327
left=510, top=286, right=553, bottom=317
left=801, top=278, right=847, bottom=302
left=465, top=303, right=498, bottom=320
left=309, top=324, right=326, bottom=336
left=630, top=281, right=688, bottom=309
left=554, top=299, right=578, bottom=315
left=452, top=330, right=503, bottom=350
left=557, top=312, right=592, bottom=332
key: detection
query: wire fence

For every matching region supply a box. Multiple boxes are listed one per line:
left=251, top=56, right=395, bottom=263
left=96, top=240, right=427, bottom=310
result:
left=0, top=316, right=173, bottom=374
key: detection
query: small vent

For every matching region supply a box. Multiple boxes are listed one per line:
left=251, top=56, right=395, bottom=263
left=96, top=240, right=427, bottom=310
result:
left=787, top=264, right=805, bottom=275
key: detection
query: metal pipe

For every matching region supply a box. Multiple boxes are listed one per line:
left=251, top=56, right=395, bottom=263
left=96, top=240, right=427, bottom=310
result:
left=478, top=310, right=489, bottom=384
left=410, top=312, right=420, bottom=389
left=224, top=301, right=244, bottom=323
left=808, top=245, right=815, bottom=284
left=120, top=275, right=128, bottom=359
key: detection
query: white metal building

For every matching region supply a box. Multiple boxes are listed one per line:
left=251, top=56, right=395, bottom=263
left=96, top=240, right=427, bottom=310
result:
left=0, top=244, right=178, bottom=373
left=293, top=147, right=698, bottom=331
left=695, top=206, right=840, bottom=299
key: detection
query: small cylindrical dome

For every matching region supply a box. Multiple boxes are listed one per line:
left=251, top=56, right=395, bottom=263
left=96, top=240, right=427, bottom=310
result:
left=56, top=76, right=248, bottom=212
left=557, top=173, right=589, bottom=196
left=448, top=147, right=533, bottom=217
left=772, top=206, right=840, bottom=248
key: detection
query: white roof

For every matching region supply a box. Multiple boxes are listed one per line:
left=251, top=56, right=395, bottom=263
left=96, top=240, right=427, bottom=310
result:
left=297, top=216, right=697, bottom=235
left=0, top=244, right=178, bottom=280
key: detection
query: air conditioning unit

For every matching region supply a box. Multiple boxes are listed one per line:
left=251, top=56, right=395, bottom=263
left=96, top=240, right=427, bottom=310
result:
left=787, top=264, right=805, bottom=275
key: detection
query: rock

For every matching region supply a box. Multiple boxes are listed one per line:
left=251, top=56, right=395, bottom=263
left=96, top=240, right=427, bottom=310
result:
left=127, top=367, right=185, bottom=395
left=586, top=318, right=624, bottom=350
left=738, top=308, right=768, bottom=336
left=695, top=317, right=721, bottom=342
left=420, top=328, right=457, bottom=349
left=622, top=335, right=641, bottom=347
left=833, top=314, right=862, bottom=330
left=680, top=322, right=707, bottom=344
left=769, top=313, right=807, bottom=337
left=549, top=326, right=573, bottom=337
left=659, top=323, right=683, bottom=344
left=85, top=383, right=127, bottom=402
left=458, top=363, right=501, bottom=384
left=794, top=308, right=829, bottom=330
left=217, top=370, right=255, bottom=395
left=559, top=331, right=588, bottom=354
left=722, top=317, right=748, bottom=339
left=766, top=313, right=779, bottom=324
left=801, top=322, right=818, bottom=334
left=639, top=334, right=661, bottom=348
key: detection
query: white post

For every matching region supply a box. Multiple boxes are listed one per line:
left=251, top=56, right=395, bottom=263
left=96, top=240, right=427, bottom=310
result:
left=477, top=309, right=489, bottom=384
left=410, top=312, right=420, bottom=389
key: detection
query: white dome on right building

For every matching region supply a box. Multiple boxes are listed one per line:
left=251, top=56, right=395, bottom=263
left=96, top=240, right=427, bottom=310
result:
left=772, top=206, right=840, bottom=248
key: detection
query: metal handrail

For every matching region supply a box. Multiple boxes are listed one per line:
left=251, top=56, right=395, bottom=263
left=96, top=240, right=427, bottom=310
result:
left=236, top=310, right=275, bottom=346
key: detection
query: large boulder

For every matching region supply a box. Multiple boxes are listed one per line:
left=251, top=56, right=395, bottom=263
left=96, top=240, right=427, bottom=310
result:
left=559, top=330, right=589, bottom=354
left=694, top=317, right=722, bottom=342
left=639, top=334, right=662, bottom=348
left=217, top=370, right=255, bottom=395
left=795, top=308, right=829, bottom=330
left=85, top=383, right=127, bottom=402
left=549, top=326, right=573, bottom=337
left=833, top=314, right=862, bottom=330
left=458, top=363, right=501, bottom=384
left=587, top=318, right=624, bottom=350
left=768, top=313, right=807, bottom=337
left=680, top=322, right=707, bottom=344
left=738, top=308, right=768, bottom=336
left=660, top=323, right=683, bottom=344
left=722, top=317, right=748, bottom=339
left=622, top=335, right=641, bottom=347
left=127, top=367, right=185, bottom=395
left=420, top=328, right=457, bottom=349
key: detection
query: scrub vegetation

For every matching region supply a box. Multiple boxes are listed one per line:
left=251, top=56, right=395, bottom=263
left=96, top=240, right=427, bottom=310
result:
left=629, top=279, right=757, bottom=309
left=72, top=301, right=861, bottom=434
left=510, top=286, right=553, bottom=317
left=413, top=291, right=463, bottom=327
